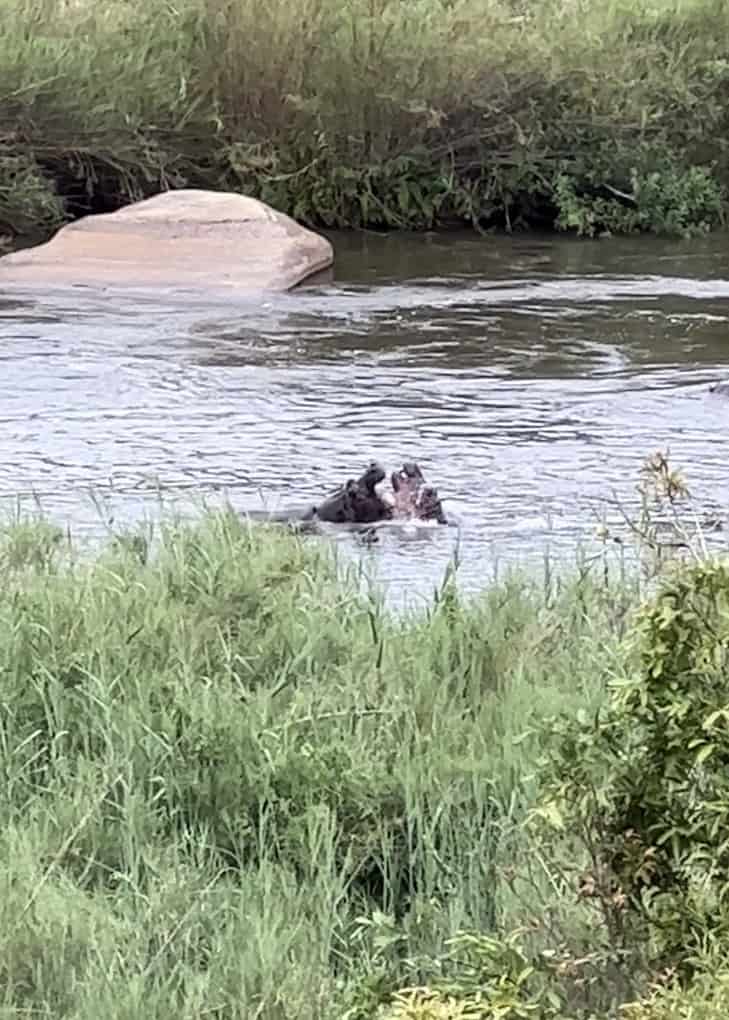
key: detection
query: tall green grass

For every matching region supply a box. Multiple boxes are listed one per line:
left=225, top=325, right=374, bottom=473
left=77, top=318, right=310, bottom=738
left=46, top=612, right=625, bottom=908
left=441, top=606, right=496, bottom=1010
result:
left=0, top=508, right=632, bottom=1018
left=1, top=0, right=728, bottom=236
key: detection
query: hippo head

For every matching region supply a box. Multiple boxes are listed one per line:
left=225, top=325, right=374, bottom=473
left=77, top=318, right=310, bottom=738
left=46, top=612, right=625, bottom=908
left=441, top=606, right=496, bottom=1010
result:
left=314, top=462, right=388, bottom=525
left=391, top=462, right=424, bottom=491
left=358, top=461, right=387, bottom=493
left=390, top=462, right=425, bottom=514
left=416, top=486, right=447, bottom=525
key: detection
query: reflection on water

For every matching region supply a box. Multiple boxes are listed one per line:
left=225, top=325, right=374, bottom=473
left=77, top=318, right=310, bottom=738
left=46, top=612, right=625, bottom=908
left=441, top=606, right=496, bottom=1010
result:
left=1, top=230, right=728, bottom=605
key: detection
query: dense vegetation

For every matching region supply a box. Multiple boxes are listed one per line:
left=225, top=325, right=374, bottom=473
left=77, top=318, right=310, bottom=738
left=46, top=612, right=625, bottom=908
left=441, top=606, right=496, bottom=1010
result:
left=1, top=0, right=729, bottom=239
left=0, top=508, right=621, bottom=1019
left=1, top=453, right=729, bottom=1018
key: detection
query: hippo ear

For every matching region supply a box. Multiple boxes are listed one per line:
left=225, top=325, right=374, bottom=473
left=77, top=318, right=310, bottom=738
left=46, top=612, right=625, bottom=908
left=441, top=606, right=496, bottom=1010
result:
left=390, top=471, right=401, bottom=492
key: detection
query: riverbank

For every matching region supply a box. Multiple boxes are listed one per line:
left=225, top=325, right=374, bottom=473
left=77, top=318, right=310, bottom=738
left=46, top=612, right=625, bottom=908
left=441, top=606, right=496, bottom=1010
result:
left=1, top=507, right=728, bottom=1017
left=2, top=0, right=729, bottom=241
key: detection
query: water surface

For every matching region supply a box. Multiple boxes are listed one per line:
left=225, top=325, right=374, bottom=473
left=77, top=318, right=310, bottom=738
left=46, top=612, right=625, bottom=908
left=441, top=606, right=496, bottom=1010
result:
left=1, top=231, right=728, bottom=604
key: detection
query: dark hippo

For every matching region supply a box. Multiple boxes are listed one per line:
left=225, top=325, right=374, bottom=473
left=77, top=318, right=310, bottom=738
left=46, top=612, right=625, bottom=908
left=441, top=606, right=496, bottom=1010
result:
left=308, top=462, right=392, bottom=524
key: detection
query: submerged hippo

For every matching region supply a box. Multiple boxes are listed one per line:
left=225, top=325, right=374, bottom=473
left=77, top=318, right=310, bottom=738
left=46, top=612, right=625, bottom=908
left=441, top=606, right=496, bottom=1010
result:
left=709, top=381, right=729, bottom=396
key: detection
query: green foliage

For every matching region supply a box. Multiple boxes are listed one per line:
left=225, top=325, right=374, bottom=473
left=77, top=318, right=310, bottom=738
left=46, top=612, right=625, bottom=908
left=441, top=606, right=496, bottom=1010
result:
left=339, top=927, right=563, bottom=1019
left=0, top=508, right=622, bottom=1018
left=553, top=146, right=724, bottom=238
left=623, top=956, right=729, bottom=1019
left=4, top=490, right=729, bottom=1016
left=537, top=555, right=729, bottom=975
left=378, top=930, right=560, bottom=1019
left=381, top=990, right=486, bottom=1019
left=0, top=152, right=65, bottom=234
left=1, top=0, right=729, bottom=235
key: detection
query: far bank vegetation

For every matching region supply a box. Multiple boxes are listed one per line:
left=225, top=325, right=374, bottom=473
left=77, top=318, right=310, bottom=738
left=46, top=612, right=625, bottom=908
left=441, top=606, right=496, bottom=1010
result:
left=1, top=0, right=729, bottom=238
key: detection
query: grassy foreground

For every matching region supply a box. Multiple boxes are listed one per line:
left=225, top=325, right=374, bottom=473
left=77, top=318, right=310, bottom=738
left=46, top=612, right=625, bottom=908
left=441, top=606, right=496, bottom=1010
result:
left=1, top=0, right=729, bottom=238
left=5, top=503, right=729, bottom=1018
left=0, top=508, right=631, bottom=1018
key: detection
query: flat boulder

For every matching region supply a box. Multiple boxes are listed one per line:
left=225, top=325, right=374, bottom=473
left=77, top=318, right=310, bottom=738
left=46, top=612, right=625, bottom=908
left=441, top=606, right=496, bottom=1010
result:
left=0, top=189, right=333, bottom=292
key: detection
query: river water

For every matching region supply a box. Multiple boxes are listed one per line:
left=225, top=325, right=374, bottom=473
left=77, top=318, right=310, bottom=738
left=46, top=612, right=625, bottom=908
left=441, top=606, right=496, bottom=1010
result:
left=1, top=231, right=728, bottom=604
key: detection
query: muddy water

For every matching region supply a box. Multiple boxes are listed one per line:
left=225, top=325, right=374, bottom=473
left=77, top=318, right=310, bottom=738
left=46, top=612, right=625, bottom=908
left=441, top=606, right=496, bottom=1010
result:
left=1, top=231, right=728, bottom=605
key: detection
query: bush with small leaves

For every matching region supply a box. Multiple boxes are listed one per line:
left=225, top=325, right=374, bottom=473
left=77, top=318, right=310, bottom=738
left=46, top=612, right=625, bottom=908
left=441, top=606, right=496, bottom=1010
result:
left=537, top=557, right=729, bottom=974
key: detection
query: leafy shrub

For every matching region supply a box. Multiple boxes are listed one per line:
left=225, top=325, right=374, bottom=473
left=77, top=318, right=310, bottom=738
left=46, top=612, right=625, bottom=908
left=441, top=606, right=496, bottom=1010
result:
left=374, top=931, right=560, bottom=1020
left=553, top=147, right=724, bottom=238
left=622, top=944, right=729, bottom=1018
left=379, top=988, right=490, bottom=1019
left=0, top=153, right=64, bottom=234
left=537, top=556, right=729, bottom=973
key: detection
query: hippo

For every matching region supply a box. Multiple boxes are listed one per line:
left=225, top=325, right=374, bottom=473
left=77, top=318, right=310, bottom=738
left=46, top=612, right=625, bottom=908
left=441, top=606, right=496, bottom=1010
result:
left=389, top=462, right=448, bottom=524
left=415, top=485, right=448, bottom=525
left=305, top=461, right=391, bottom=524
left=390, top=462, right=425, bottom=515
left=709, top=381, right=729, bottom=396
left=267, top=459, right=449, bottom=530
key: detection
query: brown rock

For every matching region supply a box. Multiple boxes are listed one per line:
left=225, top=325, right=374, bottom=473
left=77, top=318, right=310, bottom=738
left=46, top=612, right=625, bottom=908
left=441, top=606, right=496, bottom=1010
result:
left=0, top=189, right=333, bottom=292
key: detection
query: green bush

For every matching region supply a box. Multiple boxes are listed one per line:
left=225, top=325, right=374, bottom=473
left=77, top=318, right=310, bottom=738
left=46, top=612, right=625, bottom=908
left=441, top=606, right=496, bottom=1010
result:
left=537, top=556, right=729, bottom=975
left=0, top=152, right=64, bottom=234
left=553, top=146, right=725, bottom=238
left=623, top=963, right=729, bottom=1019
left=376, top=931, right=558, bottom=1019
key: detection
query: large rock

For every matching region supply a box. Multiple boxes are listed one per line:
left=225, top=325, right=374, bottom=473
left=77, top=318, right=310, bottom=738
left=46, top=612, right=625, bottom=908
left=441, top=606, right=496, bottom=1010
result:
left=0, top=189, right=333, bottom=292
